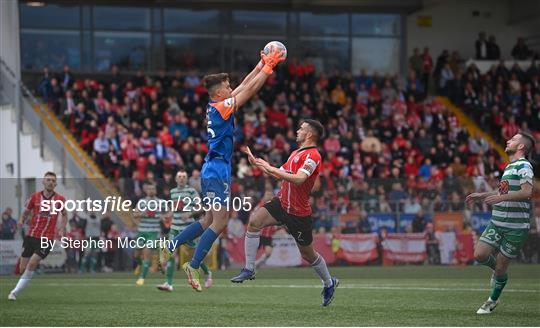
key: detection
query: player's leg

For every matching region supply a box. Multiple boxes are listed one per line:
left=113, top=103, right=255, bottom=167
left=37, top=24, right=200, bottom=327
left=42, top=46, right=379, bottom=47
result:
left=9, top=253, right=42, bottom=299
left=140, top=247, right=151, bottom=279
left=297, top=243, right=338, bottom=307
left=168, top=211, right=212, bottom=252
left=200, top=262, right=213, bottom=288
left=231, top=207, right=279, bottom=282
left=18, top=257, right=29, bottom=274
left=133, top=248, right=142, bottom=276
left=477, top=226, right=527, bottom=314
left=245, top=207, right=279, bottom=270
left=158, top=230, right=178, bottom=291
left=475, top=223, right=499, bottom=270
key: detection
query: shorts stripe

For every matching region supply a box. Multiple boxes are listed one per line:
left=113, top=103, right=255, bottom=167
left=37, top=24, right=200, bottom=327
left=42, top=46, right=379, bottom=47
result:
left=479, top=237, right=499, bottom=247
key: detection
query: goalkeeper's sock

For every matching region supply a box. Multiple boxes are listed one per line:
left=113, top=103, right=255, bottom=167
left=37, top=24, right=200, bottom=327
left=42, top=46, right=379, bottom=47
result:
left=190, top=228, right=218, bottom=269
left=490, top=273, right=508, bottom=301
left=200, top=262, right=210, bottom=275
left=244, top=231, right=260, bottom=271
left=141, top=260, right=150, bottom=279
left=166, top=258, right=174, bottom=285
left=169, top=222, right=204, bottom=252
left=478, top=254, right=496, bottom=270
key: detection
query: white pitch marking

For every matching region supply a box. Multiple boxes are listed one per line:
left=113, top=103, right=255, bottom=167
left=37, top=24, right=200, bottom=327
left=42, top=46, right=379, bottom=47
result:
left=26, top=282, right=540, bottom=293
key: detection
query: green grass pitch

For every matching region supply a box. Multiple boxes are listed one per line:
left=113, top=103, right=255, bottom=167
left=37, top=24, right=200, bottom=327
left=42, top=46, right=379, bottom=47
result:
left=1, top=265, right=539, bottom=326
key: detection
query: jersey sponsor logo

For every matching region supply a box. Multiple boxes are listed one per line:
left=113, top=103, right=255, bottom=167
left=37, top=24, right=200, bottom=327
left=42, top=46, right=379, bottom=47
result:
left=294, top=156, right=300, bottom=163
left=224, top=98, right=233, bottom=107
left=498, top=180, right=509, bottom=195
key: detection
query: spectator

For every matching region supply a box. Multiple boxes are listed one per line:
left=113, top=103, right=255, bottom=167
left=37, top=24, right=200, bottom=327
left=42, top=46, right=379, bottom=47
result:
left=511, top=37, right=532, bottom=60
left=411, top=209, right=427, bottom=233
left=404, top=196, right=422, bottom=214
left=425, top=223, right=441, bottom=264
left=93, top=130, right=110, bottom=169
left=0, top=209, right=17, bottom=240
left=487, top=35, right=501, bottom=60
left=409, top=48, right=423, bottom=76
left=475, top=31, right=489, bottom=60
left=421, top=47, right=433, bottom=94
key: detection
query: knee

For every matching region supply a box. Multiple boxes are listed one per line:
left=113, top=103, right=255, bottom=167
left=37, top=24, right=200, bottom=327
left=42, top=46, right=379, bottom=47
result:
left=247, top=217, right=263, bottom=232
left=299, top=247, right=317, bottom=263
left=474, top=249, right=488, bottom=262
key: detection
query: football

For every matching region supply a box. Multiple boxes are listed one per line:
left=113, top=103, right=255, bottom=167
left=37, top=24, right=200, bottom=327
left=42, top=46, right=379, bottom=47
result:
left=263, top=40, right=287, bottom=61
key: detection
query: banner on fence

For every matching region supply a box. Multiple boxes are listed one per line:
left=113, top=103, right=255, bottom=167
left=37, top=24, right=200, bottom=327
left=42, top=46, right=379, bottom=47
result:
left=470, top=212, right=491, bottom=234
left=334, top=233, right=378, bottom=264
left=382, top=233, right=426, bottom=264
left=367, top=213, right=396, bottom=232
left=455, top=233, right=475, bottom=264
left=433, top=212, right=463, bottom=231
left=0, top=240, right=23, bottom=275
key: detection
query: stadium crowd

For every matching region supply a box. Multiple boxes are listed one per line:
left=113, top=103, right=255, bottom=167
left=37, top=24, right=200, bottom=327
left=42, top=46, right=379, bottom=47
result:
left=29, top=37, right=540, bottom=269
left=35, top=53, right=538, bottom=232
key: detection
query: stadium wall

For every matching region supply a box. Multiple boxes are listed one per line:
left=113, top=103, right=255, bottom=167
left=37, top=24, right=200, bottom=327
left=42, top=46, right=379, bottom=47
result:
left=407, top=0, right=540, bottom=60
left=0, top=0, right=21, bottom=76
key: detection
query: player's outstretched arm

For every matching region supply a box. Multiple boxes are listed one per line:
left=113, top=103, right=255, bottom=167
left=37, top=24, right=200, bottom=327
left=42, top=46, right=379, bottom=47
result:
left=465, top=190, right=497, bottom=204
left=231, top=60, right=264, bottom=97
left=233, top=49, right=284, bottom=109
left=255, top=158, right=309, bottom=185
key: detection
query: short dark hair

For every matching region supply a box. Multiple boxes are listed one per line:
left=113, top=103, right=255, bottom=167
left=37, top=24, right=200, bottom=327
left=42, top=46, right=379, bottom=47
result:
left=203, top=73, right=229, bottom=95
left=44, top=171, right=56, bottom=178
left=303, top=119, right=325, bottom=143
left=519, top=131, right=536, bottom=157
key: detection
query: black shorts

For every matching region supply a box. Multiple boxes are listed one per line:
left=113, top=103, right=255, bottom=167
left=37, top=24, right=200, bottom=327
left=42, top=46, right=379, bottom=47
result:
left=22, top=236, right=52, bottom=259
left=259, top=236, right=273, bottom=248
left=263, top=197, right=313, bottom=246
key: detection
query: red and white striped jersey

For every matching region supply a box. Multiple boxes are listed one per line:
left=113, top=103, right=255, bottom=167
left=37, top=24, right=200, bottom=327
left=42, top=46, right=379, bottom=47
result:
left=277, top=146, right=321, bottom=217
left=25, top=191, right=66, bottom=240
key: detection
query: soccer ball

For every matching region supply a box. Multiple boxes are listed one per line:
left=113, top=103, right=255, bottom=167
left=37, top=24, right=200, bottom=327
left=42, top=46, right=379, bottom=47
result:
left=263, top=41, right=287, bottom=61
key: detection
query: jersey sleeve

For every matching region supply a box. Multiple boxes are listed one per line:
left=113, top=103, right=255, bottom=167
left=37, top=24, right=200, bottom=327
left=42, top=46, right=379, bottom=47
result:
left=213, top=97, right=237, bottom=120
left=518, top=162, right=534, bottom=185
left=24, top=193, right=36, bottom=211
left=299, top=151, right=321, bottom=177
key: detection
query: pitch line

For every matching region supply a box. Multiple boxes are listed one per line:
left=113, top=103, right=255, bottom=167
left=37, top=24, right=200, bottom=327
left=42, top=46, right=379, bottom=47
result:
left=26, top=282, right=540, bottom=293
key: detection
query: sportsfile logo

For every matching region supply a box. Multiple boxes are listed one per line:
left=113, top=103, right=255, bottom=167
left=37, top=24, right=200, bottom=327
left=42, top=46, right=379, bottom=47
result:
left=39, top=196, right=252, bottom=215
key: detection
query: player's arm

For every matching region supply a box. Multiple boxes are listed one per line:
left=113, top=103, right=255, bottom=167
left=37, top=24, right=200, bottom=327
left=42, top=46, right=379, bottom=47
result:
left=255, top=158, right=309, bottom=185
left=465, top=190, right=497, bottom=204
left=485, top=182, right=533, bottom=205
left=17, top=194, right=34, bottom=229
left=312, top=177, right=321, bottom=193
left=57, top=208, right=68, bottom=238
left=18, top=209, right=31, bottom=229
left=233, top=48, right=284, bottom=109
left=231, top=60, right=264, bottom=97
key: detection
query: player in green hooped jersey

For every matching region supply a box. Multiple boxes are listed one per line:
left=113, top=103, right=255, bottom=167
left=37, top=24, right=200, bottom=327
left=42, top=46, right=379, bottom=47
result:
left=156, top=170, right=213, bottom=292
left=133, top=182, right=165, bottom=286
left=466, top=132, right=535, bottom=314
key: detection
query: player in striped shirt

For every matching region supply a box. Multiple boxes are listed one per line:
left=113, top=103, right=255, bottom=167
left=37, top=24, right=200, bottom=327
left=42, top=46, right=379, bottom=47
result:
left=8, top=172, right=67, bottom=301
left=466, top=132, right=535, bottom=314
left=157, top=170, right=213, bottom=292
left=133, top=182, right=165, bottom=286
left=231, top=120, right=339, bottom=307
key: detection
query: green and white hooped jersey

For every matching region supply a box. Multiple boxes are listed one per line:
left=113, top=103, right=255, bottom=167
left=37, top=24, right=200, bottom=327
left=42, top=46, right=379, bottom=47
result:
left=491, top=157, right=534, bottom=229
left=170, top=186, right=200, bottom=232
left=136, top=197, right=163, bottom=233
